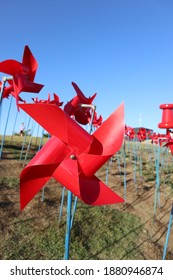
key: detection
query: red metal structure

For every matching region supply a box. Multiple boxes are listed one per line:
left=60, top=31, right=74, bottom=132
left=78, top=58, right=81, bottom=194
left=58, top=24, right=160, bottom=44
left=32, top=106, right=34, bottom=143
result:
left=158, top=104, right=173, bottom=130
left=158, top=104, right=173, bottom=152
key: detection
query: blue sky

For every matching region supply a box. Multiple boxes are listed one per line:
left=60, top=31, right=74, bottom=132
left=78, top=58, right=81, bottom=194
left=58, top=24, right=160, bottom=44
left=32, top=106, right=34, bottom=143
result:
left=0, top=0, right=173, bottom=135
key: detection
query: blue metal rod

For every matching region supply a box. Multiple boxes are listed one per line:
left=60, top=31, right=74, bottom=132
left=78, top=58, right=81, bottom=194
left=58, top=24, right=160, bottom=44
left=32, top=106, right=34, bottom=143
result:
left=41, top=187, right=45, bottom=202
left=139, top=155, right=143, bottom=184
left=10, top=110, right=19, bottom=145
left=0, top=78, right=7, bottom=105
left=134, top=156, right=137, bottom=193
left=38, top=128, right=44, bottom=151
left=106, top=161, right=109, bottom=185
left=162, top=204, right=173, bottom=260
left=116, top=152, right=121, bottom=177
left=69, top=108, right=95, bottom=230
left=20, top=117, right=31, bottom=161
left=133, top=143, right=138, bottom=193
left=35, top=124, right=40, bottom=147
left=123, top=142, right=127, bottom=201
left=64, top=190, right=73, bottom=260
left=0, top=95, right=13, bottom=159
left=0, top=77, right=13, bottom=124
left=40, top=129, right=47, bottom=202
left=23, top=120, right=36, bottom=165
left=154, top=144, right=160, bottom=216
left=59, top=187, right=66, bottom=223
left=0, top=103, right=2, bottom=126
left=70, top=195, right=78, bottom=230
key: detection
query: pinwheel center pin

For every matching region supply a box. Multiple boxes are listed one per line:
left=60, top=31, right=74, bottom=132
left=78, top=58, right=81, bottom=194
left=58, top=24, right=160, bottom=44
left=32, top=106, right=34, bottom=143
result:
left=70, top=154, right=77, bottom=160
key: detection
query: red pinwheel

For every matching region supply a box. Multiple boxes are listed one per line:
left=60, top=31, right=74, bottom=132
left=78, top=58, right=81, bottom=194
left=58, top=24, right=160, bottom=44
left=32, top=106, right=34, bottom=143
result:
left=0, top=81, right=13, bottom=99
left=19, top=102, right=125, bottom=210
left=0, top=45, right=44, bottom=105
left=137, top=127, right=146, bottom=142
left=0, top=81, right=25, bottom=103
left=64, top=82, right=97, bottom=125
left=91, top=111, right=103, bottom=128
left=164, top=140, right=173, bottom=154
left=32, top=93, right=63, bottom=106
left=125, top=125, right=135, bottom=140
left=151, top=132, right=159, bottom=144
left=162, top=130, right=173, bottom=153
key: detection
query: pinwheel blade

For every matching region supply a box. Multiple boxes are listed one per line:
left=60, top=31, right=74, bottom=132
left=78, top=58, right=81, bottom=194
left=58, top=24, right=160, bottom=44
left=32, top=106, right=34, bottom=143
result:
left=164, top=141, right=173, bottom=155
left=22, top=45, right=38, bottom=80
left=53, top=154, right=124, bottom=205
left=79, top=175, right=124, bottom=205
left=0, top=59, right=23, bottom=75
left=72, top=82, right=97, bottom=104
left=93, top=102, right=124, bottom=155
left=79, top=102, right=125, bottom=176
left=12, top=75, right=43, bottom=95
left=20, top=136, right=70, bottom=209
left=64, top=82, right=97, bottom=124
left=19, top=103, right=93, bottom=153
left=20, top=163, right=58, bottom=210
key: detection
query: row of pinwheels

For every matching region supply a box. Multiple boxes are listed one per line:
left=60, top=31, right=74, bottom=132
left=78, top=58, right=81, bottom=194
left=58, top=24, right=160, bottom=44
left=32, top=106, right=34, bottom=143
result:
left=1, top=46, right=173, bottom=261
left=125, top=125, right=153, bottom=141
left=125, top=123, right=173, bottom=151
left=0, top=45, right=125, bottom=211
left=0, top=45, right=102, bottom=128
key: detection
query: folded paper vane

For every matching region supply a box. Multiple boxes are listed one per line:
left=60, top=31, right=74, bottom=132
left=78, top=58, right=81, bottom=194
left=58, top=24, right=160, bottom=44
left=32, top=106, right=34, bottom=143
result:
left=19, top=102, right=125, bottom=210
left=64, top=82, right=97, bottom=125
left=0, top=45, right=44, bottom=105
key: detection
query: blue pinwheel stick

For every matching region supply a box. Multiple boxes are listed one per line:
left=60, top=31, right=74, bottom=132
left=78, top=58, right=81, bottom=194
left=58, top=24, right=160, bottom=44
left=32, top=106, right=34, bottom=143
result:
left=0, top=76, right=13, bottom=104
left=64, top=103, right=96, bottom=260
left=162, top=203, right=173, bottom=260
left=0, top=95, right=13, bottom=159
left=0, top=76, right=13, bottom=159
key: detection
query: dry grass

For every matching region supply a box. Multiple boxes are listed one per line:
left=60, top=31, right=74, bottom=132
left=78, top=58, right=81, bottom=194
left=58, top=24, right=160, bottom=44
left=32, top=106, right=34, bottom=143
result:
left=0, top=137, right=173, bottom=259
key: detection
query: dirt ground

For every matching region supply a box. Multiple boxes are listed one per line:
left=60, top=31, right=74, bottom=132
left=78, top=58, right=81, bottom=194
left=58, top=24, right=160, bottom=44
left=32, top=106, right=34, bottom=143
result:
left=0, top=145, right=173, bottom=260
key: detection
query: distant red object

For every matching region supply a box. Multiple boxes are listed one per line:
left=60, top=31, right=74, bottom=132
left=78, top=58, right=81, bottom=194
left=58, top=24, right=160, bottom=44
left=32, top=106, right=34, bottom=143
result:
left=137, top=127, right=146, bottom=142
left=125, top=125, right=153, bottom=142
left=19, top=102, right=125, bottom=210
left=125, top=125, right=135, bottom=140
left=164, top=139, right=173, bottom=154
left=158, top=104, right=173, bottom=129
left=0, top=45, right=44, bottom=106
left=32, top=93, right=63, bottom=106
left=156, top=104, right=173, bottom=152
left=64, top=82, right=97, bottom=125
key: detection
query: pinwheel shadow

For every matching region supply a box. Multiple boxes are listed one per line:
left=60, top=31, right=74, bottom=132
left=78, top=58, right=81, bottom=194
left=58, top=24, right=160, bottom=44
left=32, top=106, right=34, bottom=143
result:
left=1, top=144, right=28, bottom=160
left=79, top=175, right=102, bottom=204
left=71, top=214, right=147, bottom=260
left=0, top=201, right=14, bottom=208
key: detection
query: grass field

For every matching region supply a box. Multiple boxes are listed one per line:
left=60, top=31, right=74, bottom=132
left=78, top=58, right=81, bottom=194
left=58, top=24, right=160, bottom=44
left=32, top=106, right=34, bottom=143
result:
left=0, top=135, right=173, bottom=259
